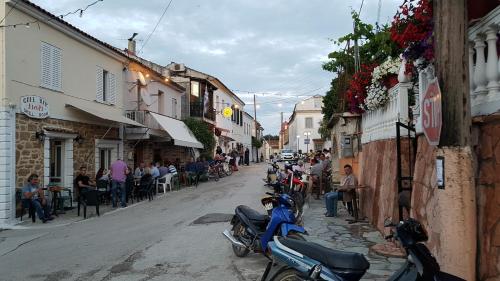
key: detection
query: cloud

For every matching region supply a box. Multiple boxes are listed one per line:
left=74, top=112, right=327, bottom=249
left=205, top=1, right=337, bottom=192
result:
left=30, top=0, right=401, bottom=135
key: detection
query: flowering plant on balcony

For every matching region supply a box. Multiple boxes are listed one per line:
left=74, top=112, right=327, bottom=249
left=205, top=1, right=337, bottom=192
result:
left=345, top=64, right=376, bottom=114
left=365, top=83, right=389, bottom=111
left=363, top=56, right=401, bottom=111
left=390, top=0, right=433, bottom=73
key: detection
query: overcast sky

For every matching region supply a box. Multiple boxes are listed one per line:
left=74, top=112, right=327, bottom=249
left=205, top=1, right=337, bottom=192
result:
left=31, top=0, right=401, bottom=135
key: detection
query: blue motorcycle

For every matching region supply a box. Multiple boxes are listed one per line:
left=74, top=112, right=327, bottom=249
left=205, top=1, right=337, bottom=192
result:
left=261, top=218, right=465, bottom=281
left=223, top=192, right=307, bottom=257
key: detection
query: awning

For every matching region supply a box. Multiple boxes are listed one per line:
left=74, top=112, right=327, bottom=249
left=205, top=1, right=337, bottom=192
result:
left=66, top=101, right=144, bottom=127
left=219, top=135, right=235, bottom=142
left=149, top=112, right=204, bottom=149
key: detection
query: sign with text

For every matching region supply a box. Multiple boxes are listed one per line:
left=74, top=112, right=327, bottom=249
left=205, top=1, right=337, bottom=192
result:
left=422, top=79, right=442, bottom=146
left=21, top=95, right=49, bottom=119
left=304, top=139, right=310, bottom=144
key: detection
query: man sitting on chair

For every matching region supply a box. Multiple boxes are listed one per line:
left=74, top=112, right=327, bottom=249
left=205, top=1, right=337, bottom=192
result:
left=22, top=174, right=54, bottom=223
left=324, top=164, right=358, bottom=217
left=75, top=166, right=95, bottom=198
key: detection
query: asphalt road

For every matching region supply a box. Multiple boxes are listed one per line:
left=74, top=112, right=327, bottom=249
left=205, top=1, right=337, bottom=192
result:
left=0, top=164, right=270, bottom=281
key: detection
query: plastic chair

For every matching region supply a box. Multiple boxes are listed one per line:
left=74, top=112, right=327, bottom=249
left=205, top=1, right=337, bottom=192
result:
left=78, top=190, right=100, bottom=219
left=156, top=173, right=173, bottom=194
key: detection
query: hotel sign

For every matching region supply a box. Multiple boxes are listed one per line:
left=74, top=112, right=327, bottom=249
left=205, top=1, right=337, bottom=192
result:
left=21, top=95, right=49, bottom=119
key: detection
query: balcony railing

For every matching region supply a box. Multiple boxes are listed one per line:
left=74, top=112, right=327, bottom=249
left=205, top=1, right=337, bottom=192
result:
left=361, top=82, right=411, bottom=144
left=125, top=110, right=162, bottom=130
left=469, top=5, right=500, bottom=116
left=190, top=103, right=215, bottom=121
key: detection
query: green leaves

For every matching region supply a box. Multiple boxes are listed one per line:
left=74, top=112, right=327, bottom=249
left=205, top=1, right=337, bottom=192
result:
left=183, top=118, right=216, bottom=158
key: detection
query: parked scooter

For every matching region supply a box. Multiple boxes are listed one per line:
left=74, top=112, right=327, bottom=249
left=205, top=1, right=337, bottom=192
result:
left=261, top=218, right=465, bottom=281
left=222, top=192, right=307, bottom=258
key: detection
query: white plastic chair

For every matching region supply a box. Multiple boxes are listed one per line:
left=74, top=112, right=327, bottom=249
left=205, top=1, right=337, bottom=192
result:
left=156, top=173, right=174, bottom=194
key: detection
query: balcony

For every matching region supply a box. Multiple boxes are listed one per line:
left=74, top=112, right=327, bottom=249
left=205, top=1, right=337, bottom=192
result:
left=361, top=82, right=411, bottom=144
left=124, top=110, right=168, bottom=140
left=190, top=103, right=215, bottom=121
left=469, top=5, right=500, bottom=116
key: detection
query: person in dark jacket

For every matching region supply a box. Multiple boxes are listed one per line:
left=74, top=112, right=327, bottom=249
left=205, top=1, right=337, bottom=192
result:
left=244, top=148, right=250, bottom=166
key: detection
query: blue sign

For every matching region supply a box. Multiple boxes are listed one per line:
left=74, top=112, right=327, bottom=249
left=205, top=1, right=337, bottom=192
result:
left=304, top=139, right=310, bottom=144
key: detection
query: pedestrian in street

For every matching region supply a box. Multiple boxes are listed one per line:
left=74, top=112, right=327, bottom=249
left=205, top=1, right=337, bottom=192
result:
left=324, top=164, right=358, bottom=217
left=110, top=158, right=127, bottom=208
left=22, top=174, right=53, bottom=223
left=244, top=148, right=250, bottom=166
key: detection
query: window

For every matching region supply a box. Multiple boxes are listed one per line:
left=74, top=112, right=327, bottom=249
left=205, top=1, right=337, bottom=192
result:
left=216, top=95, right=219, bottom=111
left=240, top=111, right=243, bottom=126
left=99, top=148, right=112, bottom=170
left=158, top=90, right=165, bottom=114
left=191, top=81, right=200, bottom=97
left=96, top=67, right=116, bottom=104
left=305, top=117, right=313, bottom=128
left=40, top=41, right=62, bottom=91
left=172, top=98, right=178, bottom=118
left=314, top=99, right=321, bottom=108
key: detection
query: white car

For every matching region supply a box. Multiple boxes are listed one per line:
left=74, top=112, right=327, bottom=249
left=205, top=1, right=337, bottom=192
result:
left=280, top=149, right=294, bottom=161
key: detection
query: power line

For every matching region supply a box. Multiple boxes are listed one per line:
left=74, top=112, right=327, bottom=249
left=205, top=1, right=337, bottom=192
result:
left=139, top=0, right=174, bottom=54
left=0, top=0, right=105, bottom=29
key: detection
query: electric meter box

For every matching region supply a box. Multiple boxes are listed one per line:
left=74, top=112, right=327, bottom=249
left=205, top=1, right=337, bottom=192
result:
left=341, top=135, right=353, bottom=158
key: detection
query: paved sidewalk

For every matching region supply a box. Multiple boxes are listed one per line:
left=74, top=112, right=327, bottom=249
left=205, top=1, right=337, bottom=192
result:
left=302, top=199, right=406, bottom=281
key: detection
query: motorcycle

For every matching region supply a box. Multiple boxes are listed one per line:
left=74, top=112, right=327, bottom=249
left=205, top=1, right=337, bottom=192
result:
left=222, top=192, right=307, bottom=258
left=265, top=169, right=305, bottom=225
left=266, top=162, right=280, bottom=184
left=261, top=218, right=465, bottom=281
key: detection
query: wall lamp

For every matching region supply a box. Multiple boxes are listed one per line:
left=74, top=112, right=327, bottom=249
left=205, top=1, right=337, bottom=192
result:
left=35, top=131, right=46, bottom=142
left=74, top=134, right=85, bottom=145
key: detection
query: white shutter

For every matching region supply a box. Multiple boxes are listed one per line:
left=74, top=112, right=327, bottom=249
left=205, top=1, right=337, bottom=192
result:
left=40, top=42, right=51, bottom=88
left=108, top=72, right=116, bottom=104
left=51, top=46, right=62, bottom=91
left=96, top=67, right=103, bottom=102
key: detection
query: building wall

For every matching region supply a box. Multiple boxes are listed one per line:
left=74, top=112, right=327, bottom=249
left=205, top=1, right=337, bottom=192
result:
left=473, top=120, right=500, bottom=281
left=4, top=7, right=126, bottom=124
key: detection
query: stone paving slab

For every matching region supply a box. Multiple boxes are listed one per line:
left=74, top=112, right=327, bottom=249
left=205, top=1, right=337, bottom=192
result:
left=302, top=199, right=406, bottom=280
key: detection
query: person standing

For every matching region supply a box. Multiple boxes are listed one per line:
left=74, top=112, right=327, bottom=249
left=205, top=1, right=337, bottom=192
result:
left=110, top=158, right=127, bottom=208
left=244, top=147, right=250, bottom=166
left=216, top=145, right=223, bottom=155
left=22, top=174, right=53, bottom=223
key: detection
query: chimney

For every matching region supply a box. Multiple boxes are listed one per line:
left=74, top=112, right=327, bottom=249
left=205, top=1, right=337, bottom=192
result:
left=127, top=33, right=138, bottom=55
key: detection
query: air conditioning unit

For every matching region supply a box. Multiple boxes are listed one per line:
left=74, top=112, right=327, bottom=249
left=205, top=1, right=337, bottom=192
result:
left=340, top=135, right=353, bottom=158
left=171, top=63, right=185, bottom=72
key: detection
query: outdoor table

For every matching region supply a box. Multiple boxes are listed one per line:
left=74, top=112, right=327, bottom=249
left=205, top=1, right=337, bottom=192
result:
left=44, top=186, right=67, bottom=216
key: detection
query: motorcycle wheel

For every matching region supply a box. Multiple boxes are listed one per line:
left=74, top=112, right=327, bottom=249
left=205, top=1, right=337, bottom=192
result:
left=273, top=269, right=304, bottom=281
left=232, top=222, right=250, bottom=257
left=225, top=165, right=233, bottom=176
left=286, top=231, right=306, bottom=241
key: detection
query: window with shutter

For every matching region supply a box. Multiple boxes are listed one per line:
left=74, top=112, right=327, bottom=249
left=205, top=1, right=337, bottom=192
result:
left=96, top=67, right=104, bottom=102
left=108, top=72, right=116, bottom=104
left=40, top=42, right=62, bottom=91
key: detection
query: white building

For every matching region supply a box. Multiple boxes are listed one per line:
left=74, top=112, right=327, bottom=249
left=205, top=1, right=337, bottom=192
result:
left=287, top=95, right=330, bottom=153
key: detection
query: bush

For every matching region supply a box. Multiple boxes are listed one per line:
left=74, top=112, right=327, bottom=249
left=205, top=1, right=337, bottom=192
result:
left=252, top=137, right=262, bottom=149
left=183, top=118, right=215, bottom=158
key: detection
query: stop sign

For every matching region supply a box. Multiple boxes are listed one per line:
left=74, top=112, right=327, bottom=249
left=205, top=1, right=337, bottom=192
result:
left=422, top=79, right=442, bottom=146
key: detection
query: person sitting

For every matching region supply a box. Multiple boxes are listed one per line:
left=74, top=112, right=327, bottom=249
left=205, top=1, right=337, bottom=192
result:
left=158, top=161, right=169, bottom=178
left=324, top=164, right=358, bottom=217
left=22, top=174, right=53, bottom=223
left=139, top=167, right=154, bottom=197
left=75, top=166, right=96, bottom=198
left=166, top=161, right=177, bottom=175
left=185, top=157, right=197, bottom=185
left=95, top=168, right=104, bottom=182
left=134, top=162, right=145, bottom=177
left=150, top=163, right=160, bottom=179
left=310, top=158, right=324, bottom=199
left=292, top=160, right=305, bottom=174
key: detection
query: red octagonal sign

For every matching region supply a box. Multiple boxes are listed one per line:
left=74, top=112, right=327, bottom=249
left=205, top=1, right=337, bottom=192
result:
left=422, top=78, right=442, bottom=146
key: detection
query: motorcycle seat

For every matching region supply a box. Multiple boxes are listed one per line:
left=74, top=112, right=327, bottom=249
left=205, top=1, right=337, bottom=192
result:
left=236, top=205, right=268, bottom=222
left=279, top=237, right=369, bottom=272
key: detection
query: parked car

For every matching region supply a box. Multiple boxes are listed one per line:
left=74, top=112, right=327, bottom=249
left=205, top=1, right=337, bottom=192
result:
left=280, top=149, right=294, bottom=162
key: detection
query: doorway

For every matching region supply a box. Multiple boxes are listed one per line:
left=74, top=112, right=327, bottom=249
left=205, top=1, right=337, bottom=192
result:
left=49, top=140, right=65, bottom=185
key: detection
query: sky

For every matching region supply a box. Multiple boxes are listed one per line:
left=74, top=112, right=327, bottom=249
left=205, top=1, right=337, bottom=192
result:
left=31, top=0, right=401, bottom=135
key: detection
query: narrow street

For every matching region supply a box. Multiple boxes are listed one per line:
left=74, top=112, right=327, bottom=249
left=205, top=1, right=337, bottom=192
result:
left=0, top=165, right=269, bottom=281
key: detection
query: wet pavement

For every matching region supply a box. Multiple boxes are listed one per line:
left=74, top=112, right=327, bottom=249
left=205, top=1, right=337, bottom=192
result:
left=302, top=198, right=406, bottom=281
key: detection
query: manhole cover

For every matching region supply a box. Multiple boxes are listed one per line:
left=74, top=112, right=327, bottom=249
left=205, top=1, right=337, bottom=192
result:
left=192, top=213, right=233, bottom=225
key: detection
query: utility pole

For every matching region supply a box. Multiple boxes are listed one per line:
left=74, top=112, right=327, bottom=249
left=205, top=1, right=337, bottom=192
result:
left=253, top=94, right=258, bottom=163
left=280, top=112, right=283, bottom=149
left=430, top=1, right=475, bottom=280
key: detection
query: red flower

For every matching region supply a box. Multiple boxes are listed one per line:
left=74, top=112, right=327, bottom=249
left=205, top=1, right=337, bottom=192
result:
left=345, top=64, right=377, bottom=113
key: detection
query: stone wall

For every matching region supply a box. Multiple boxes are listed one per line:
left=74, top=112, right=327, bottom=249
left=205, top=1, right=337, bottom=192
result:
left=124, top=140, right=193, bottom=169
left=474, top=119, right=500, bottom=281
left=358, top=139, right=402, bottom=232
left=411, top=136, right=476, bottom=280
left=16, top=114, right=118, bottom=188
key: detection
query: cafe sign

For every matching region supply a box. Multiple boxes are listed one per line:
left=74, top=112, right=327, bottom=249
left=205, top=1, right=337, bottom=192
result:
left=21, top=95, right=49, bottom=119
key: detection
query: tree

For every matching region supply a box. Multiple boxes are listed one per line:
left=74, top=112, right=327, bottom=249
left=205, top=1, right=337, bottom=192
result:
left=262, top=134, right=279, bottom=140
left=183, top=118, right=215, bottom=158
left=252, top=137, right=262, bottom=149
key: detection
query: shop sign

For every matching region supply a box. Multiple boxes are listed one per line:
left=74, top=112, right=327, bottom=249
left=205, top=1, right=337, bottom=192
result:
left=21, top=95, right=49, bottom=119
left=222, top=106, right=233, bottom=118
left=422, top=79, right=442, bottom=146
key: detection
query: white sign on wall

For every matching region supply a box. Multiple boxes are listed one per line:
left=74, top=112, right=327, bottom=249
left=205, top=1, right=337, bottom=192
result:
left=21, top=95, right=49, bottom=119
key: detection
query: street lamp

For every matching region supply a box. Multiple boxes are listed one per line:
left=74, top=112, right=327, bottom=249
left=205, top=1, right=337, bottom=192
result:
left=296, top=135, right=300, bottom=153
left=304, top=132, right=311, bottom=154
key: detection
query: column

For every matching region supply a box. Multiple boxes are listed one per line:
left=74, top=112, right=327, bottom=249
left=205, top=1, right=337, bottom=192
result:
left=0, top=107, right=13, bottom=224
left=468, top=43, right=475, bottom=94
left=473, top=35, right=488, bottom=94
left=64, top=139, right=74, bottom=189
left=43, top=138, right=50, bottom=188
left=485, top=26, right=499, bottom=96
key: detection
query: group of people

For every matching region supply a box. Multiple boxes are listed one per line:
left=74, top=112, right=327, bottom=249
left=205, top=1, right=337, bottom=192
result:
left=215, top=146, right=250, bottom=170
